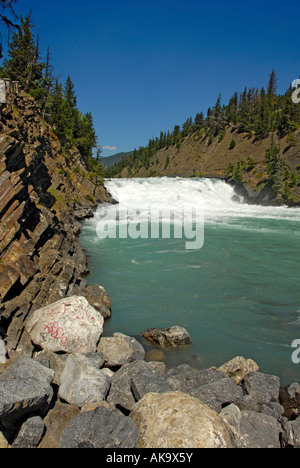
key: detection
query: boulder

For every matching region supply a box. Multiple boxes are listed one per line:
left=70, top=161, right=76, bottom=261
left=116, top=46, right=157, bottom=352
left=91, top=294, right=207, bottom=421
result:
left=38, top=402, right=80, bottom=449
left=194, top=378, right=243, bottom=413
left=0, top=356, right=54, bottom=431
left=167, top=367, right=227, bottom=392
left=131, top=371, right=172, bottom=401
left=79, top=284, right=112, bottom=320
left=240, top=372, right=280, bottom=411
left=238, top=411, right=282, bottom=449
left=99, top=333, right=145, bottom=367
left=130, top=391, right=234, bottom=448
left=167, top=367, right=242, bottom=412
left=11, top=416, right=45, bottom=449
left=59, top=353, right=111, bottom=408
left=142, top=327, right=192, bottom=348
left=25, top=296, right=104, bottom=354
left=217, top=356, right=259, bottom=385
left=59, top=407, right=138, bottom=448
left=279, top=382, right=300, bottom=419
left=34, top=350, right=67, bottom=386
left=107, top=361, right=154, bottom=412
left=147, top=362, right=167, bottom=375
left=219, top=404, right=241, bottom=442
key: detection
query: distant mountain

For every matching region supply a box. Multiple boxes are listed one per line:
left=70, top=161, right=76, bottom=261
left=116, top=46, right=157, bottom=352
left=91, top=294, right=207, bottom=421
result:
left=101, top=151, right=133, bottom=168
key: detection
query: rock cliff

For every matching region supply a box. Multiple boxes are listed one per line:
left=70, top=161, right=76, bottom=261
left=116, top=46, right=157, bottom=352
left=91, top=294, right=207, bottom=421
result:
left=0, top=90, right=112, bottom=357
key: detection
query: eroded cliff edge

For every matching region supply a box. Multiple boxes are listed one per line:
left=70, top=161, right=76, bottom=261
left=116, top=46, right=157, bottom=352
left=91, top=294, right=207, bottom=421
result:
left=0, top=91, right=113, bottom=357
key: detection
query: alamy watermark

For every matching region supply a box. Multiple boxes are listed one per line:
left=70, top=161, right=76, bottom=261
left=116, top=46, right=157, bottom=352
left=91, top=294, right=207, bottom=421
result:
left=292, top=340, right=300, bottom=364
left=95, top=204, right=204, bottom=250
left=292, top=79, right=300, bottom=104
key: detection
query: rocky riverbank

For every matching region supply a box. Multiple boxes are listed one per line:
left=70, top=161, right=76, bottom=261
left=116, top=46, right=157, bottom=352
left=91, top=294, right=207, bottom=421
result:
left=0, top=305, right=300, bottom=448
left=0, top=91, right=113, bottom=358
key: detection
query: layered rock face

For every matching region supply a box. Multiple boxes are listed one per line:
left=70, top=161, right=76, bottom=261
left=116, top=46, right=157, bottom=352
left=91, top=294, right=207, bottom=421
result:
left=0, top=91, right=112, bottom=357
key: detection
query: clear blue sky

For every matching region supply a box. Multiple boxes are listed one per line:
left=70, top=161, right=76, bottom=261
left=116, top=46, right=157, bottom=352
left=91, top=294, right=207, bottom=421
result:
left=14, top=0, right=300, bottom=157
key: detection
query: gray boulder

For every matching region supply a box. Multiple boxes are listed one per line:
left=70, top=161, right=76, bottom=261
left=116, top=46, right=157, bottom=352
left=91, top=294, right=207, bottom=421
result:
left=240, top=372, right=280, bottom=411
left=99, top=333, right=145, bottom=367
left=107, top=361, right=154, bottom=411
left=131, top=371, right=172, bottom=401
left=167, top=368, right=227, bottom=392
left=0, top=356, right=54, bottom=430
left=238, top=411, right=282, bottom=449
left=193, top=378, right=243, bottom=413
left=59, top=353, right=111, bottom=408
left=219, top=404, right=241, bottom=442
left=11, top=416, right=45, bottom=449
left=167, top=367, right=242, bottom=412
left=59, top=407, right=138, bottom=448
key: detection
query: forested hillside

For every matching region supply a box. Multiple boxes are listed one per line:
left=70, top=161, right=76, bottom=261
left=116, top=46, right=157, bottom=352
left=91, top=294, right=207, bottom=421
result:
left=107, top=72, right=300, bottom=204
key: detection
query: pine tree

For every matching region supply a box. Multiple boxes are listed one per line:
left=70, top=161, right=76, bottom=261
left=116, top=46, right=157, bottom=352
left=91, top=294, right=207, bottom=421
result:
left=265, top=136, right=283, bottom=195
left=239, top=88, right=251, bottom=134
left=255, top=88, right=271, bottom=139
left=49, top=80, right=65, bottom=137
left=62, top=76, right=79, bottom=141
left=267, top=70, right=278, bottom=99
left=3, top=14, right=43, bottom=91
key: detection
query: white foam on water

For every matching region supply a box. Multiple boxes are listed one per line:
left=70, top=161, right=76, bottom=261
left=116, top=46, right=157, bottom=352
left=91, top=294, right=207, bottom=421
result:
left=100, top=177, right=300, bottom=226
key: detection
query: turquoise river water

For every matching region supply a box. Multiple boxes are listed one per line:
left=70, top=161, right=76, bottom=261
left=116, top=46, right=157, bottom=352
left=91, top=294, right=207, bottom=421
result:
left=79, top=178, right=300, bottom=386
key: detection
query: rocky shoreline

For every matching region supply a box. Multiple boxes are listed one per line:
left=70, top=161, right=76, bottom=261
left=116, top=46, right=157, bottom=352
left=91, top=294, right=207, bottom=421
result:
left=0, top=312, right=300, bottom=448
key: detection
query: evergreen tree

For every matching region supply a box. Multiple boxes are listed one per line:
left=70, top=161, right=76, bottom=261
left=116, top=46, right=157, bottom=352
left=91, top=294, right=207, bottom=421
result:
left=62, top=76, right=78, bottom=141
left=239, top=88, right=251, bottom=133
left=267, top=70, right=278, bottom=99
left=194, top=112, right=204, bottom=131
left=265, top=137, right=283, bottom=195
left=254, top=88, right=271, bottom=139
left=49, top=80, right=65, bottom=137
left=3, top=14, right=43, bottom=91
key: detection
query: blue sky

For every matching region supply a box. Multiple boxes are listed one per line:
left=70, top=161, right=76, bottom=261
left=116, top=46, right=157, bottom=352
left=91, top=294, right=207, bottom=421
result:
left=12, top=0, right=300, bottom=157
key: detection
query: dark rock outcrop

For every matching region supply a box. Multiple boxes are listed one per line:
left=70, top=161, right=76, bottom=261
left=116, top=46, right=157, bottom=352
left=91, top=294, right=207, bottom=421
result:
left=0, top=92, right=113, bottom=357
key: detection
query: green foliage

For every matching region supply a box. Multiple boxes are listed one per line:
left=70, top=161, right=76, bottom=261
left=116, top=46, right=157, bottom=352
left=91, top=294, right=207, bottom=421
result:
left=108, top=70, right=300, bottom=178
left=232, top=160, right=244, bottom=184
left=265, top=137, right=283, bottom=195
left=229, top=139, right=236, bottom=150
left=2, top=14, right=44, bottom=92
left=1, top=11, right=99, bottom=167
left=164, top=155, right=170, bottom=170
